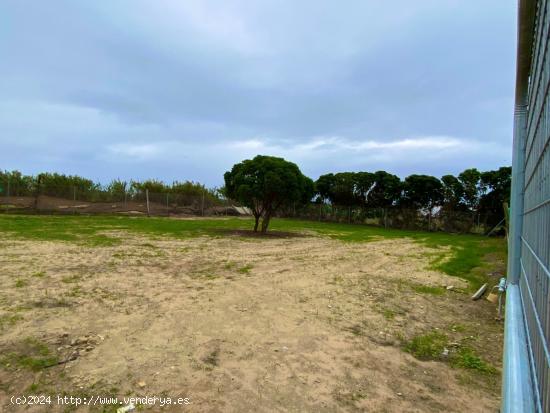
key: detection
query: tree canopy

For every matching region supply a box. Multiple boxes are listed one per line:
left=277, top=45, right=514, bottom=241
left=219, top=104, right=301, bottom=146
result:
left=223, top=155, right=313, bottom=232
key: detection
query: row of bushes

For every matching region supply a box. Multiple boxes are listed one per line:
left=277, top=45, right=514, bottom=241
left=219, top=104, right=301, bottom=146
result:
left=0, top=171, right=223, bottom=206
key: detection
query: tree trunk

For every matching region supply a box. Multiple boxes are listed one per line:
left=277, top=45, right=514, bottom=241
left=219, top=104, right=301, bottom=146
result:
left=253, top=214, right=260, bottom=232
left=261, top=213, right=271, bottom=233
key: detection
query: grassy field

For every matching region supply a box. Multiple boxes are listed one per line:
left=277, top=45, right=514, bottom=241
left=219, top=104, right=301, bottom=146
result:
left=0, top=214, right=506, bottom=289
left=0, top=214, right=506, bottom=412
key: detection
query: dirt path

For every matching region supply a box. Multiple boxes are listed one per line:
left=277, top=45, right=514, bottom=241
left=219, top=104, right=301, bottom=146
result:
left=0, top=233, right=503, bottom=412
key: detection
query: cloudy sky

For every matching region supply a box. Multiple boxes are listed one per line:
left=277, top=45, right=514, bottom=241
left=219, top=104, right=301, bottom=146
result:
left=1, top=1, right=517, bottom=186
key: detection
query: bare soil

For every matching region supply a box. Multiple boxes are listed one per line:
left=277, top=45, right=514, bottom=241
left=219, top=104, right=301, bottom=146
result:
left=0, top=232, right=503, bottom=412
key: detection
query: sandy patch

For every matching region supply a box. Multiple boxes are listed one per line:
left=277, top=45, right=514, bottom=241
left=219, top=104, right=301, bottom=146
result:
left=0, top=233, right=502, bottom=412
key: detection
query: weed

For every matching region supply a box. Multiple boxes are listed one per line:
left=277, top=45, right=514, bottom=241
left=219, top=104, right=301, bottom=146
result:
left=223, top=261, right=236, bottom=270
left=382, top=308, right=396, bottom=320
left=203, top=349, right=219, bottom=367
left=0, top=313, right=23, bottom=329
left=237, top=264, right=253, bottom=274
left=450, top=324, right=466, bottom=333
left=451, top=348, right=497, bottom=374
left=15, top=279, right=27, bottom=288
left=404, top=331, right=448, bottom=360
left=1, top=337, right=58, bottom=371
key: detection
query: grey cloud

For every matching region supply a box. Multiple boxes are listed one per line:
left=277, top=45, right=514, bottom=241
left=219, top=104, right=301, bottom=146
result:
left=0, top=0, right=516, bottom=185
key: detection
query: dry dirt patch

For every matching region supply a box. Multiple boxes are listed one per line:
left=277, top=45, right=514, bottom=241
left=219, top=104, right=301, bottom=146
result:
left=0, top=233, right=502, bottom=412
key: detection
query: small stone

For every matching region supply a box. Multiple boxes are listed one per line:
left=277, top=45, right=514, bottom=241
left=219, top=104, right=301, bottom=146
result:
left=70, top=339, right=78, bottom=346
left=137, top=381, right=146, bottom=388
left=442, top=348, right=449, bottom=358
left=61, top=332, right=69, bottom=338
left=397, top=392, right=403, bottom=396
left=446, top=286, right=454, bottom=290
left=85, top=346, right=93, bottom=352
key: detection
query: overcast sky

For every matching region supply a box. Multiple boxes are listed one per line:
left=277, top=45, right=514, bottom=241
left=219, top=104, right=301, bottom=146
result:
left=0, top=1, right=517, bottom=186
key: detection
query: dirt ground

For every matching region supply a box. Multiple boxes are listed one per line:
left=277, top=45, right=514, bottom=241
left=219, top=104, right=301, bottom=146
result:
left=0, top=230, right=503, bottom=412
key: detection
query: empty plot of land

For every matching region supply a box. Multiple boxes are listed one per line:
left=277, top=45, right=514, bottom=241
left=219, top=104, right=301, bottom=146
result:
left=0, top=216, right=504, bottom=412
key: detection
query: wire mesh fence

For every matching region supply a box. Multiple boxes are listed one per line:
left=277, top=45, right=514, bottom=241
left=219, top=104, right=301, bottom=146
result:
left=279, top=203, right=503, bottom=234
left=502, top=1, right=549, bottom=412
left=0, top=176, right=505, bottom=234
left=515, top=0, right=550, bottom=408
left=0, top=181, right=242, bottom=217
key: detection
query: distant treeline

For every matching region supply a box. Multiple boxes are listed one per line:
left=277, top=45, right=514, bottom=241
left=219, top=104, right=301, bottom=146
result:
left=313, top=167, right=511, bottom=218
left=0, top=170, right=221, bottom=204
left=1, top=166, right=511, bottom=219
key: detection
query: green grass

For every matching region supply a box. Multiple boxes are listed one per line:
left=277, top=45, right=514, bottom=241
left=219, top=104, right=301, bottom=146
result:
left=404, top=331, right=448, bottom=360
left=404, top=331, right=497, bottom=375
left=1, top=338, right=58, bottom=371
left=237, top=264, right=253, bottom=274
left=451, top=347, right=497, bottom=374
left=0, top=214, right=505, bottom=288
left=381, top=308, right=396, bottom=320
left=0, top=313, right=23, bottom=330
left=15, top=279, right=27, bottom=288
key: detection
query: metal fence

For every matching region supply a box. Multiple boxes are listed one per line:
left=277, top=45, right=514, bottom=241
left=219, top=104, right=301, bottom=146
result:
left=502, top=0, right=549, bottom=412
left=0, top=187, right=242, bottom=217
left=281, top=203, right=503, bottom=234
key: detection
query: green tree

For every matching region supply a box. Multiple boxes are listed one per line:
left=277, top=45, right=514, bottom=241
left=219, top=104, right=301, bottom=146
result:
left=224, top=155, right=312, bottom=233
left=402, top=174, right=443, bottom=210
left=479, top=167, right=512, bottom=225
left=354, top=172, right=376, bottom=207
left=315, top=173, right=336, bottom=203
left=458, top=168, right=481, bottom=211
left=441, top=174, right=464, bottom=210
left=369, top=171, right=402, bottom=208
left=331, top=172, right=358, bottom=207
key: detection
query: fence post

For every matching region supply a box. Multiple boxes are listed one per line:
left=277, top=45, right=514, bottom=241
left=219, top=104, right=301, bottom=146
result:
left=201, top=189, right=205, bottom=216
left=6, top=176, right=9, bottom=212
left=146, top=189, right=150, bottom=217
left=73, top=186, right=76, bottom=215
left=34, top=174, right=42, bottom=212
